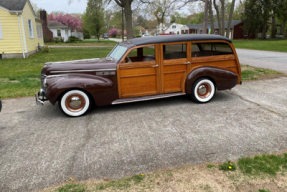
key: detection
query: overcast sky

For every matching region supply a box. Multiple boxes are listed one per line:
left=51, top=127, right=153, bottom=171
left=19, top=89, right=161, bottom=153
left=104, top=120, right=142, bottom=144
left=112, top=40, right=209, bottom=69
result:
left=32, top=0, right=88, bottom=14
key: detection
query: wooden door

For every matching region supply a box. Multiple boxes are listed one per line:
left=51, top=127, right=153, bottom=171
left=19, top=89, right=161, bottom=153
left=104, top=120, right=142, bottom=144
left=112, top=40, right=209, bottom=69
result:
left=160, top=42, right=191, bottom=93
left=117, top=44, right=160, bottom=98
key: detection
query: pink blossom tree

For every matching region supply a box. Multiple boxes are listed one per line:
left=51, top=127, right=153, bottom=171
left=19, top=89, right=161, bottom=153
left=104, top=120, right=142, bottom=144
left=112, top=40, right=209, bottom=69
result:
left=48, top=13, right=82, bottom=31
left=108, top=28, right=119, bottom=37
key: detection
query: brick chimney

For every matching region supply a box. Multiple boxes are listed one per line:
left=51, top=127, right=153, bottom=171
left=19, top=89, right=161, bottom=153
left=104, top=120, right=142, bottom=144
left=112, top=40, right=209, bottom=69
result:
left=40, top=10, right=53, bottom=43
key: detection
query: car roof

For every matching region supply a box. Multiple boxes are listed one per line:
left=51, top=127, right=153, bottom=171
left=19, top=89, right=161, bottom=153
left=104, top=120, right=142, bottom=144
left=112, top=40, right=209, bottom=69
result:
left=127, top=34, right=232, bottom=46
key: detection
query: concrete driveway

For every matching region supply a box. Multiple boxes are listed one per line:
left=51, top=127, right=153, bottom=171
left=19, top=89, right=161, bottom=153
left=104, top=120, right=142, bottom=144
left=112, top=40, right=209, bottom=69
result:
left=1, top=77, right=287, bottom=192
left=236, top=48, right=287, bottom=73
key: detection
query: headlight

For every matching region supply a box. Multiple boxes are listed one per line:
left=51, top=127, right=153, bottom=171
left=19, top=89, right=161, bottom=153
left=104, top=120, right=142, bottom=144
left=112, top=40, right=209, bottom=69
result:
left=43, top=78, right=47, bottom=87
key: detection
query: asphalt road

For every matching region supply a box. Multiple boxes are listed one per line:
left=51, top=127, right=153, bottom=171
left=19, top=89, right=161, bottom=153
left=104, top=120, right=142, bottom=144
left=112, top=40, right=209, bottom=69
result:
left=236, top=48, right=287, bottom=73
left=1, top=77, right=287, bottom=191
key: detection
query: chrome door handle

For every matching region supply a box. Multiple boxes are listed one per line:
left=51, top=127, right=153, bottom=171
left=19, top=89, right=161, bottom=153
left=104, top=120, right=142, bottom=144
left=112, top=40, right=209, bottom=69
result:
left=183, top=62, right=190, bottom=65
left=152, top=64, right=159, bottom=67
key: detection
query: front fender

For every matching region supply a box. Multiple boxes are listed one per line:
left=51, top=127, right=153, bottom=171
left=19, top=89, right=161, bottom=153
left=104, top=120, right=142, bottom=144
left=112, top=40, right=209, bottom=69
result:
left=185, top=67, right=238, bottom=94
left=46, top=74, right=118, bottom=106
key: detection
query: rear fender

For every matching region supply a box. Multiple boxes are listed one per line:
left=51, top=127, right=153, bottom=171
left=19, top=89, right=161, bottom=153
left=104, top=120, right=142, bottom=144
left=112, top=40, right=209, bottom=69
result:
left=185, top=67, right=238, bottom=94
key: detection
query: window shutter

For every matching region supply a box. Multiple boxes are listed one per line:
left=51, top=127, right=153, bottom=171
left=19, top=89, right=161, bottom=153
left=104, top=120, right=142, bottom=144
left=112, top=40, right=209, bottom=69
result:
left=0, top=20, right=3, bottom=39
left=31, top=20, right=34, bottom=38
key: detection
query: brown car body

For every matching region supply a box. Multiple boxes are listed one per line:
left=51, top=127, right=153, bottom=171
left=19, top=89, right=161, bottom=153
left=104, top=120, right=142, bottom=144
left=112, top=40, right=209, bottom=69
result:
left=36, top=34, right=241, bottom=116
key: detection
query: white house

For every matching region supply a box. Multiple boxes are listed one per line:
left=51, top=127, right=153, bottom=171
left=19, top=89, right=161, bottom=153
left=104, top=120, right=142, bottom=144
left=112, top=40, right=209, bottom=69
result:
left=47, top=20, right=71, bottom=41
left=164, top=23, right=184, bottom=34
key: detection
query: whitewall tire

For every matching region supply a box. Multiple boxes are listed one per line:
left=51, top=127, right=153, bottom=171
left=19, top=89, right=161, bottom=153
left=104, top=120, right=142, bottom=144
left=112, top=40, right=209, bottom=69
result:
left=191, top=78, right=215, bottom=103
left=59, top=90, right=90, bottom=117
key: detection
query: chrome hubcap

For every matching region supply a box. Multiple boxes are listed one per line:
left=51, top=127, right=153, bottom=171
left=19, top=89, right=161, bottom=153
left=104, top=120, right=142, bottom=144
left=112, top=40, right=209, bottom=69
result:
left=198, top=85, right=207, bottom=95
left=69, top=96, right=82, bottom=109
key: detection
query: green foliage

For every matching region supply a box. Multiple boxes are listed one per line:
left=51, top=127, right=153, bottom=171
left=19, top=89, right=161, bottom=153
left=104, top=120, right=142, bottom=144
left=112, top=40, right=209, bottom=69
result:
left=254, top=189, right=270, bottom=192
left=133, top=27, right=140, bottom=36
left=40, top=45, right=50, bottom=53
left=53, top=37, right=64, bottom=43
left=57, top=183, right=86, bottom=192
left=83, top=28, right=90, bottom=39
left=170, top=12, right=187, bottom=24
left=82, top=0, right=105, bottom=41
left=238, top=153, right=287, bottom=176
left=95, top=174, right=145, bottom=190
left=68, top=36, right=81, bottom=42
left=188, top=12, right=204, bottom=24
left=206, top=163, right=216, bottom=168
left=219, top=161, right=236, bottom=171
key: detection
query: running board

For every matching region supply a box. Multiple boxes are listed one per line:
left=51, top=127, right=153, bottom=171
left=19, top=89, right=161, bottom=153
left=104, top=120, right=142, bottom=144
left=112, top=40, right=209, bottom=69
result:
left=112, top=92, right=186, bottom=105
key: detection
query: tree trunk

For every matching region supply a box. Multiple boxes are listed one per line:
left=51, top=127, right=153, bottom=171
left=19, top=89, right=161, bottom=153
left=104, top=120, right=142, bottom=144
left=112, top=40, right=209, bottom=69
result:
left=124, top=0, right=133, bottom=39
left=262, top=23, right=267, bottom=40
left=208, top=0, right=214, bottom=34
left=271, top=12, right=276, bottom=38
left=97, top=35, right=100, bottom=43
left=122, top=7, right=124, bottom=41
left=226, top=0, right=235, bottom=38
left=220, top=0, right=225, bottom=36
left=214, top=0, right=221, bottom=35
left=280, top=20, right=286, bottom=35
left=203, top=0, right=208, bottom=34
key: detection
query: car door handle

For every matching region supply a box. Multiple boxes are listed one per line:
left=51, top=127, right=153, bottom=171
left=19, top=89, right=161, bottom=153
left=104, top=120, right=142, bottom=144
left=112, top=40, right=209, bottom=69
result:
left=183, top=62, right=190, bottom=65
left=152, top=64, right=159, bottom=67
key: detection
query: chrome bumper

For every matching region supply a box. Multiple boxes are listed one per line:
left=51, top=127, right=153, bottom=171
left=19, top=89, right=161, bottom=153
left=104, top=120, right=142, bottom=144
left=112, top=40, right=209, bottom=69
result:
left=0, top=97, right=2, bottom=112
left=35, top=89, right=47, bottom=106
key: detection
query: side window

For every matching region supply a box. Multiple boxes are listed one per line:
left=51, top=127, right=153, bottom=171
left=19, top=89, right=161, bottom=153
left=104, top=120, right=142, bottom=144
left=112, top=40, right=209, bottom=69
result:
left=163, top=43, right=187, bottom=60
left=191, top=43, right=233, bottom=57
left=28, top=19, right=34, bottom=38
left=57, top=30, right=61, bottom=37
left=125, top=45, right=155, bottom=63
left=0, top=20, right=3, bottom=39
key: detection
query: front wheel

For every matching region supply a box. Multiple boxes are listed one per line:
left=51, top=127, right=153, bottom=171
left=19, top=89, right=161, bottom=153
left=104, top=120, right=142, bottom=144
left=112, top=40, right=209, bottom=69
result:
left=59, top=90, right=91, bottom=117
left=190, top=78, right=215, bottom=103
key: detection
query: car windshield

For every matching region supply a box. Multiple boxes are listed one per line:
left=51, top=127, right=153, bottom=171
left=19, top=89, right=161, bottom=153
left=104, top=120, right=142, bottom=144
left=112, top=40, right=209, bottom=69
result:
left=108, top=45, right=127, bottom=60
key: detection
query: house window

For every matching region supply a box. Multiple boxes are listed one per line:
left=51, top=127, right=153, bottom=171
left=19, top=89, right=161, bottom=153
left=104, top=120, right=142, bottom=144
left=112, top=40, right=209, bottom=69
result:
left=172, top=25, right=176, bottom=29
left=37, top=25, right=43, bottom=38
left=215, top=31, right=218, bottom=35
left=57, top=30, right=61, bottom=37
left=0, top=19, right=3, bottom=39
left=28, top=19, right=34, bottom=38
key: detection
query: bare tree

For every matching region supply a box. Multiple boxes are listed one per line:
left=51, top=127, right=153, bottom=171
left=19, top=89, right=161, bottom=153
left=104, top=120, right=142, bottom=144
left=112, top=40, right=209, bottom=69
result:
left=213, top=0, right=221, bottom=35
left=226, top=0, right=235, bottom=38
left=208, top=0, right=214, bottom=34
left=202, top=0, right=208, bottom=34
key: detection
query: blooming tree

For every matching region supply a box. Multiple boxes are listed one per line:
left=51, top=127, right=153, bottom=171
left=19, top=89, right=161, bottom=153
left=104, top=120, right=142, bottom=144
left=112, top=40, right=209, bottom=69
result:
left=108, top=28, right=119, bottom=37
left=48, top=13, right=82, bottom=31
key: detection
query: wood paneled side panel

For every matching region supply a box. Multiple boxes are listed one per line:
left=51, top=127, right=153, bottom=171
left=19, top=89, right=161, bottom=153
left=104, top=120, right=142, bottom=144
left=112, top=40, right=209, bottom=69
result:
left=163, top=64, right=187, bottom=73
left=164, top=72, right=185, bottom=92
left=121, top=75, right=157, bottom=97
left=191, top=60, right=238, bottom=74
left=120, top=67, right=156, bottom=77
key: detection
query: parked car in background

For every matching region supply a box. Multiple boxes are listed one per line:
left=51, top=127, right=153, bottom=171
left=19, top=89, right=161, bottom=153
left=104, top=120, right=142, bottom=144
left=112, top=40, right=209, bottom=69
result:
left=142, top=34, right=149, bottom=37
left=36, top=34, right=242, bottom=117
left=103, top=33, right=109, bottom=39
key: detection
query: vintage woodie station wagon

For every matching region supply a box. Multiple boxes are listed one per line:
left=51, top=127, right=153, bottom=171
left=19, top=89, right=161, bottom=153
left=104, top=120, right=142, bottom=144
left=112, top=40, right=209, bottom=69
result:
left=35, top=34, right=242, bottom=117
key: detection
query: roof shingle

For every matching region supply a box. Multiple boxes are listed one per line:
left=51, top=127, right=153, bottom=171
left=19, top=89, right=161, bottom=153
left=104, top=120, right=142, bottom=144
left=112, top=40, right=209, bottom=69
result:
left=0, top=0, right=27, bottom=11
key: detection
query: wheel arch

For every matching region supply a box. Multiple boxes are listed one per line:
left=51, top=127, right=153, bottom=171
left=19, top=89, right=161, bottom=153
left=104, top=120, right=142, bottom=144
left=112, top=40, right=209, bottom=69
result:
left=185, top=66, right=238, bottom=94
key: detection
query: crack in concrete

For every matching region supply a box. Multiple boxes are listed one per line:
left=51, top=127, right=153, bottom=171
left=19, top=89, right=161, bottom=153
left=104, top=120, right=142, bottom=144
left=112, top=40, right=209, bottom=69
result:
left=226, top=91, right=285, bottom=117
left=69, top=114, right=93, bottom=177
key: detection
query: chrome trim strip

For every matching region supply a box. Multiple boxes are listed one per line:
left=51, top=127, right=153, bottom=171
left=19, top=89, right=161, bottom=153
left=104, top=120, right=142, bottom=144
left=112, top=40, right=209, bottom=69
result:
left=152, top=64, right=159, bottom=67
left=183, top=62, right=190, bottom=64
left=45, top=58, right=99, bottom=65
left=47, top=74, right=68, bottom=78
left=112, top=92, right=186, bottom=105
left=50, top=69, right=117, bottom=74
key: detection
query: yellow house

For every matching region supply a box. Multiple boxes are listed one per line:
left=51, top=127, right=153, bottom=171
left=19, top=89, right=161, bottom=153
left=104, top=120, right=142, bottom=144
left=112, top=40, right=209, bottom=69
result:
left=0, top=0, right=44, bottom=59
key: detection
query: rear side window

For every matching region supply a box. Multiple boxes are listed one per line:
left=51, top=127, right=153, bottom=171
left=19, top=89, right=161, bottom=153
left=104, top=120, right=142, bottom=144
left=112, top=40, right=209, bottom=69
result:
left=163, top=43, right=187, bottom=60
left=192, top=43, right=233, bottom=57
left=125, top=46, right=155, bottom=62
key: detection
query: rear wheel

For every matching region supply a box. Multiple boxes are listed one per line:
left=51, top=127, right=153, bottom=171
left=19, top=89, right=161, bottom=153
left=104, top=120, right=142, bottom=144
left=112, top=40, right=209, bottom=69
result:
left=190, top=78, right=215, bottom=103
left=59, top=90, right=90, bottom=117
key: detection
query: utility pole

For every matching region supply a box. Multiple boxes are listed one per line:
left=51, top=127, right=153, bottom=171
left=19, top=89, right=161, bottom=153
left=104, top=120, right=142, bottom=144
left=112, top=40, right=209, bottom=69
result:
left=203, top=0, right=208, bottom=34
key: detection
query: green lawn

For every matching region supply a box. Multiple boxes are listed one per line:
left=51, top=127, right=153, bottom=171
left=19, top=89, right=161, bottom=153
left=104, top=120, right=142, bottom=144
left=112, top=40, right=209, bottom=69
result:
left=0, top=47, right=112, bottom=99
left=233, top=39, right=287, bottom=52
left=45, top=39, right=117, bottom=46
